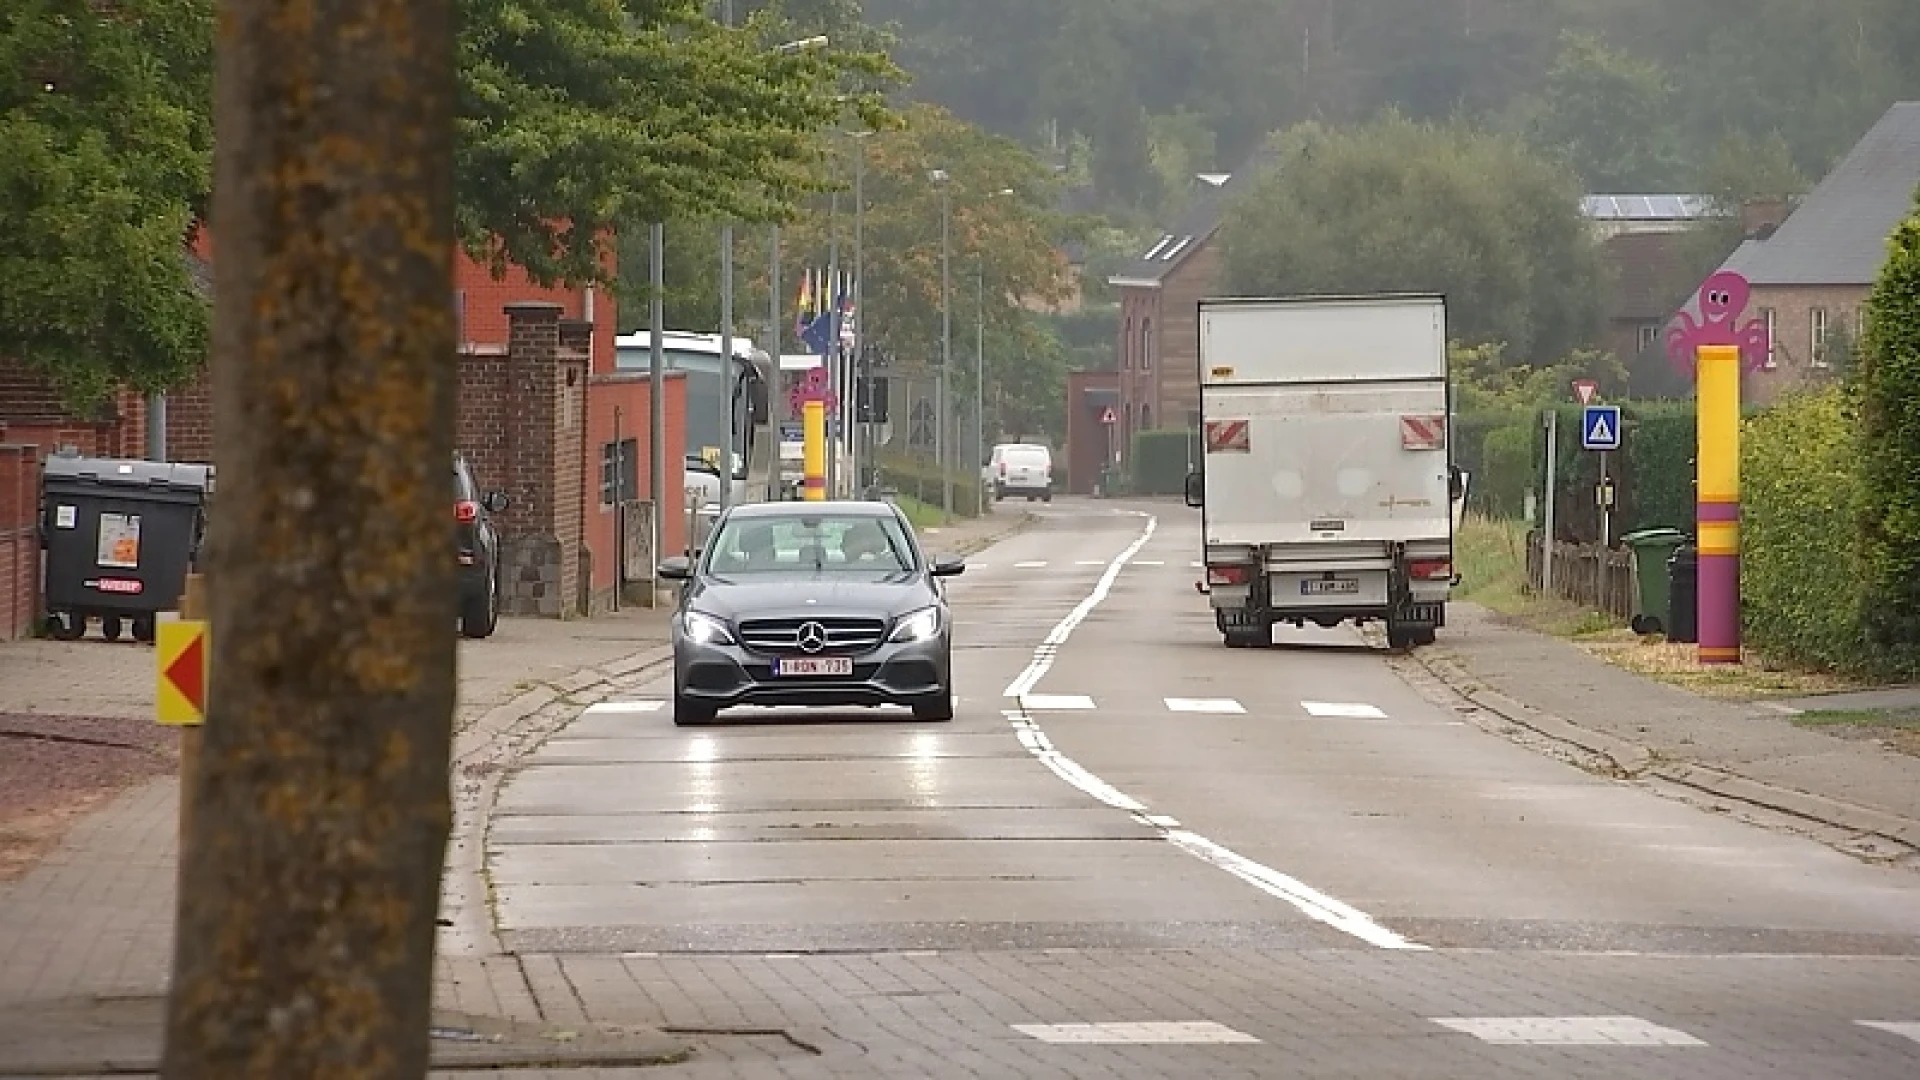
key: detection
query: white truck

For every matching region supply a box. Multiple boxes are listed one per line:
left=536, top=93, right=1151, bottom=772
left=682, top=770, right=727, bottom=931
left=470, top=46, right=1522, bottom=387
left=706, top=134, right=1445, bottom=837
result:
left=1183, top=294, right=1461, bottom=650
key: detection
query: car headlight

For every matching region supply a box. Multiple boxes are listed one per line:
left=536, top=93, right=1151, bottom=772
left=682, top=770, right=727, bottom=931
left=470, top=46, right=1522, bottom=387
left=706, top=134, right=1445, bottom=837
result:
left=888, top=606, right=942, bottom=643
left=681, top=611, right=735, bottom=646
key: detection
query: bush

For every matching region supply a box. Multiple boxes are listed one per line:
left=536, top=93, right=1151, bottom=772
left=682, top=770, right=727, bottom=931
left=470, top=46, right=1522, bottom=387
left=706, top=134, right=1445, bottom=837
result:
left=1478, top=423, right=1533, bottom=519
left=1532, top=401, right=1694, bottom=542
left=874, top=454, right=981, bottom=518
left=1129, top=429, right=1191, bottom=495
left=1454, top=409, right=1523, bottom=517
left=1856, top=201, right=1920, bottom=666
left=1743, top=387, right=1875, bottom=672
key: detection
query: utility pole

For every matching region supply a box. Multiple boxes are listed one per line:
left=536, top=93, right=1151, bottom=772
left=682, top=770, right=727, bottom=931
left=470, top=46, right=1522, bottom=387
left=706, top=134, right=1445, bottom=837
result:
left=826, top=186, right=840, bottom=497
left=717, top=0, right=735, bottom=510
left=1542, top=408, right=1558, bottom=598
left=767, top=223, right=780, bottom=502
left=650, top=225, right=667, bottom=557
left=975, top=263, right=985, bottom=517
left=934, top=170, right=952, bottom=521
left=850, top=133, right=867, bottom=495
left=162, top=0, right=456, bottom=1073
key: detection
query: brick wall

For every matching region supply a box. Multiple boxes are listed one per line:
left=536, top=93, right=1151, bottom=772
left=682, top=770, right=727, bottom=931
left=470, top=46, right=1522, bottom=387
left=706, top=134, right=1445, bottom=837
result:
left=1745, top=283, right=1868, bottom=406
left=0, top=444, right=40, bottom=641
left=584, top=369, right=688, bottom=610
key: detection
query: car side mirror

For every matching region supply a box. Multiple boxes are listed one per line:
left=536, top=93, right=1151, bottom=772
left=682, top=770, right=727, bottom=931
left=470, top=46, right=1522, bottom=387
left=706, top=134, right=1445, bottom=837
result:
left=482, top=491, right=511, bottom=513
left=930, top=555, right=966, bottom=578
left=1183, top=471, right=1203, bottom=509
left=658, top=555, right=694, bottom=581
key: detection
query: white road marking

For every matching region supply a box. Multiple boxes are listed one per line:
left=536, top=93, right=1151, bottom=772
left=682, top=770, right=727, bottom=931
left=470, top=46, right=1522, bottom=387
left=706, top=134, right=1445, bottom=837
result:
left=585, top=700, right=665, bottom=715
left=1164, top=697, right=1245, bottom=714
left=1020, top=694, right=1096, bottom=710
left=1075, top=559, right=1106, bottom=566
left=1859, top=1021, right=1920, bottom=1044
left=1012, top=1022, right=1261, bottom=1045
left=1014, top=560, right=1049, bottom=569
left=1189, top=561, right=1203, bottom=569
left=1132, top=559, right=1165, bottom=566
left=999, top=514, right=1424, bottom=952
left=1302, top=700, right=1387, bottom=719
left=1431, top=1017, right=1707, bottom=1046
left=620, top=951, right=659, bottom=959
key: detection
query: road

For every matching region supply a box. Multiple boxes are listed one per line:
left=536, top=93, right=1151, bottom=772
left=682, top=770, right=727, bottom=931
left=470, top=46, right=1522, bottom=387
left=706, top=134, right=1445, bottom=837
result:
left=482, top=498, right=1920, bottom=1078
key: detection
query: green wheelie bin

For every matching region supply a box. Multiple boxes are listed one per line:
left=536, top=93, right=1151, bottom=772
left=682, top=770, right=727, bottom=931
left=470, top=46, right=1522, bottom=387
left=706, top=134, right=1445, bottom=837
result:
left=1622, top=527, right=1687, bottom=635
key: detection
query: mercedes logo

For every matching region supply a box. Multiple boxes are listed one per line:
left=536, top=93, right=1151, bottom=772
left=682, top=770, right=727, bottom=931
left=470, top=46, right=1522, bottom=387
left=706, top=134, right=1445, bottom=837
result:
left=796, top=621, right=828, bottom=653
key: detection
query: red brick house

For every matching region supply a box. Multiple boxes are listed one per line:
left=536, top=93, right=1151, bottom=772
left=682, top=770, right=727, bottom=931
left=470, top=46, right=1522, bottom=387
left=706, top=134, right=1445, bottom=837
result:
left=1693, top=101, right=1920, bottom=406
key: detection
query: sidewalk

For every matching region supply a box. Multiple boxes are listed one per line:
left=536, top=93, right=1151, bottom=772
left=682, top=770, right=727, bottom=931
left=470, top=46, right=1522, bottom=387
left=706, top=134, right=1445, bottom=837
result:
left=1412, top=603, right=1920, bottom=859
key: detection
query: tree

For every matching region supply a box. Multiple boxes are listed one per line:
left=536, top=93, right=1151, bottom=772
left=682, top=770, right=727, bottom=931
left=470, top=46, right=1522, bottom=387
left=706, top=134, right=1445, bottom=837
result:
left=160, top=0, right=459, bottom=1074
left=1220, top=115, right=1605, bottom=362
left=1854, top=191, right=1920, bottom=671
left=766, top=103, right=1076, bottom=385
left=0, top=0, right=215, bottom=406
left=1521, top=30, right=1681, bottom=192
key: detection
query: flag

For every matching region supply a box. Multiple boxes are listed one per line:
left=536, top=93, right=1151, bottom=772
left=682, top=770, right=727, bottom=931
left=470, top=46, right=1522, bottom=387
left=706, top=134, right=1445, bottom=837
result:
left=794, top=268, right=814, bottom=337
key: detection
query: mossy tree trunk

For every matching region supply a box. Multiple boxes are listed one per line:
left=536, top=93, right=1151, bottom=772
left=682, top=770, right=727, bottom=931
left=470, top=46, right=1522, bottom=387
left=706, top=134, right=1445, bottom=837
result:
left=161, top=0, right=458, bottom=1075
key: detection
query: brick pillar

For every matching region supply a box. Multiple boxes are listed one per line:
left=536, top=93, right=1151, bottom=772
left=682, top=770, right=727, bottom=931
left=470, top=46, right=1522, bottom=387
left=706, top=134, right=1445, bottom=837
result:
left=498, top=301, right=582, bottom=617
left=557, top=319, right=593, bottom=614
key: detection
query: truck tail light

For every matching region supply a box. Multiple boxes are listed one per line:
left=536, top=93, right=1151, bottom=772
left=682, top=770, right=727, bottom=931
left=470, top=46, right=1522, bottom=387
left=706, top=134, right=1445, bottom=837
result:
left=1207, top=564, right=1251, bottom=586
left=1409, top=559, right=1452, bottom=580
left=998, top=462, right=1007, bottom=478
left=455, top=500, right=479, bottom=523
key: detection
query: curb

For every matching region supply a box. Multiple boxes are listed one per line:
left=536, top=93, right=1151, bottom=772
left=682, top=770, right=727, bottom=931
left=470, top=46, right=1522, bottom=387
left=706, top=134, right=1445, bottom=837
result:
left=923, top=511, right=1038, bottom=558
left=1409, top=646, right=1920, bottom=859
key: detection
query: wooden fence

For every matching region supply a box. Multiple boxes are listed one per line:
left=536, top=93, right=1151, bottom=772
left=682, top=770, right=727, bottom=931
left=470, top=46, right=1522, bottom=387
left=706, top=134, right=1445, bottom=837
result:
left=1526, top=530, right=1636, bottom=622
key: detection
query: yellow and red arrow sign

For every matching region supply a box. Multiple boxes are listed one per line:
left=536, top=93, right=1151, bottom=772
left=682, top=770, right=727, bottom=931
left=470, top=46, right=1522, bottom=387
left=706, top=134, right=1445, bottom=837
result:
left=156, top=619, right=208, bottom=726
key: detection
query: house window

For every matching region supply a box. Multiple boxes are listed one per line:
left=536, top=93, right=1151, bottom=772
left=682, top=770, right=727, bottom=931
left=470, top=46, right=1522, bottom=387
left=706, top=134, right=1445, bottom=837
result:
left=1760, top=307, right=1778, bottom=369
left=1140, top=319, right=1154, bottom=372
left=1122, top=317, right=1134, bottom=369
left=1637, top=324, right=1660, bottom=352
left=600, top=438, right=638, bottom=506
left=1141, top=404, right=1152, bottom=430
left=1810, top=307, right=1830, bottom=367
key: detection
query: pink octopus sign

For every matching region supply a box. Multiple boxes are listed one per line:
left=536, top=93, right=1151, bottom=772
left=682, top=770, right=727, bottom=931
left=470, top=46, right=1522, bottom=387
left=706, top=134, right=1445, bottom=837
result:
left=1664, top=270, right=1771, bottom=378
left=787, top=365, right=839, bottom=418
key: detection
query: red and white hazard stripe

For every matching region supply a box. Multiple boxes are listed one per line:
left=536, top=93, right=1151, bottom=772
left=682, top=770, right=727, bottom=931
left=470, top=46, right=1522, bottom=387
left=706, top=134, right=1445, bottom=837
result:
left=1400, top=414, right=1447, bottom=451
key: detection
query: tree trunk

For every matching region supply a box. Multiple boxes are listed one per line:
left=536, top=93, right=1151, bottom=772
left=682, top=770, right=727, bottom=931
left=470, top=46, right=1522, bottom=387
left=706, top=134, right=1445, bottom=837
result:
left=162, top=0, right=457, bottom=1074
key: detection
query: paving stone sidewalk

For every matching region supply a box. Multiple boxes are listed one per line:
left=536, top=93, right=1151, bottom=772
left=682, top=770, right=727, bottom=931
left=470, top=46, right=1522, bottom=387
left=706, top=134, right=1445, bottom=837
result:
left=1413, top=603, right=1920, bottom=857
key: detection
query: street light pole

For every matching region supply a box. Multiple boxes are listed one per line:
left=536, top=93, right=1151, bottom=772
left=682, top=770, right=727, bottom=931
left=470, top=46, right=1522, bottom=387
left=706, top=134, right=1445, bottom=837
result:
left=649, top=224, right=667, bottom=561
left=975, top=262, right=985, bottom=517
left=851, top=133, right=867, bottom=496
left=935, top=172, right=953, bottom=522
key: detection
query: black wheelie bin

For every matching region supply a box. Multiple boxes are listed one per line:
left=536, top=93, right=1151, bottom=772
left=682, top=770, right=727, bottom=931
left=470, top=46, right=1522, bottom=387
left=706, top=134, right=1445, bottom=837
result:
left=40, top=456, right=213, bottom=643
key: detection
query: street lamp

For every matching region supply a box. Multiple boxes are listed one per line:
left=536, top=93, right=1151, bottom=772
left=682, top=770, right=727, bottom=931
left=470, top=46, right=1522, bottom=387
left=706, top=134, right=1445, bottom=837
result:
left=976, top=188, right=1013, bottom=517
left=930, top=169, right=952, bottom=521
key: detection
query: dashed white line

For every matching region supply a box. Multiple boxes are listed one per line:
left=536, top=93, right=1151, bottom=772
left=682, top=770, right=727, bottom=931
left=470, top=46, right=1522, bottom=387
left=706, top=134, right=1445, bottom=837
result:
left=1013, top=1022, right=1261, bottom=1045
left=1165, top=697, right=1246, bottom=714
left=1075, top=559, right=1106, bottom=566
left=1132, top=559, right=1165, bottom=566
left=1020, top=694, right=1097, bottom=710
left=1014, top=560, right=1049, bottom=569
left=584, top=700, right=665, bottom=715
left=1431, top=1016, right=1708, bottom=1047
left=1859, top=1021, right=1920, bottom=1045
left=1000, top=514, right=1424, bottom=952
left=1302, top=700, right=1387, bottom=719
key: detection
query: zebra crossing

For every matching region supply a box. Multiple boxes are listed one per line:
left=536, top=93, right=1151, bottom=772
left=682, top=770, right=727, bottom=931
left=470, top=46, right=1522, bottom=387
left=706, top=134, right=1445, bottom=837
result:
left=586, top=695, right=1392, bottom=719
left=1013, top=1015, right=1920, bottom=1049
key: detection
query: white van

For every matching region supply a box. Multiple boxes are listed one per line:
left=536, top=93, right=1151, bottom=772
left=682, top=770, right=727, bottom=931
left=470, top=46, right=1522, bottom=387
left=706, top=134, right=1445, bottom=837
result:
left=986, top=443, right=1053, bottom=502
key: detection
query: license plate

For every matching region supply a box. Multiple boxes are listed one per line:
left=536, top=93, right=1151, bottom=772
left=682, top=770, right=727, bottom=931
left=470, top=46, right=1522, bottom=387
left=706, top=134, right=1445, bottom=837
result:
left=774, top=656, right=853, bottom=677
left=1301, top=578, right=1359, bottom=596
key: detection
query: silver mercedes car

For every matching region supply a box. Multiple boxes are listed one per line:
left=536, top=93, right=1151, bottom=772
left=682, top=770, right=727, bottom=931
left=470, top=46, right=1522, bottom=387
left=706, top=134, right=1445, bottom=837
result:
left=655, top=500, right=966, bottom=726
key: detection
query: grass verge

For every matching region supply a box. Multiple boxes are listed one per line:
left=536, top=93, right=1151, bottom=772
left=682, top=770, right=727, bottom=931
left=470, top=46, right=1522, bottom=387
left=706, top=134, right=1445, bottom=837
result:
left=1790, top=708, right=1920, bottom=758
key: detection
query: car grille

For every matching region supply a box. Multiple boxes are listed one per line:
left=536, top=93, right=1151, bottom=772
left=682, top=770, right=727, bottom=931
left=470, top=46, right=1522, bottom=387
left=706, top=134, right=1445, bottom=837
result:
left=737, top=616, right=889, bottom=655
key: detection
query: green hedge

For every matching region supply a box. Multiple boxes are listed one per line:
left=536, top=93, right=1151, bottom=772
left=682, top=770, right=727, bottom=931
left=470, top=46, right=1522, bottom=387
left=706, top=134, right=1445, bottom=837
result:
left=1532, top=401, right=1695, bottom=542
left=1478, top=423, right=1533, bottom=519
left=1743, top=387, right=1877, bottom=673
left=1454, top=409, right=1522, bottom=517
left=1129, top=429, right=1191, bottom=495
left=874, top=455, right=982, bottom=517
left=1857, top=202, right=1920, bottom=665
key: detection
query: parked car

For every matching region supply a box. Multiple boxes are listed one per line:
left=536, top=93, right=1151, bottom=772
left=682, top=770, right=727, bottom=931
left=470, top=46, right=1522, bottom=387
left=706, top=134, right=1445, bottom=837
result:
left=454, top=452, right=510, bottom=639
left=656, top=500, right=967, bottom=726
left=986, top=442, right=1054, bottom=502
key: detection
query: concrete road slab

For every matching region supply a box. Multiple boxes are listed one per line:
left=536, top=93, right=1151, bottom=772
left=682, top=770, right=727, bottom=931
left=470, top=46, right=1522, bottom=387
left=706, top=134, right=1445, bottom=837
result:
left=488, top=807, right=1158, bottom=845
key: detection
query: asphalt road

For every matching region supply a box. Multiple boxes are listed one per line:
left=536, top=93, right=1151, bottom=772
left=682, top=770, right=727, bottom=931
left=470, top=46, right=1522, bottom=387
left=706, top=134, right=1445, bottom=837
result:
left=483, top=498, right=1920, bottom=1078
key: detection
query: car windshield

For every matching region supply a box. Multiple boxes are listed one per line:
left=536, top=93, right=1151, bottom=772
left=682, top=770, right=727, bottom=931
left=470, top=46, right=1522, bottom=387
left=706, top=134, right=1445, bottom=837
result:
left=705, top=512, right=917, bottom=575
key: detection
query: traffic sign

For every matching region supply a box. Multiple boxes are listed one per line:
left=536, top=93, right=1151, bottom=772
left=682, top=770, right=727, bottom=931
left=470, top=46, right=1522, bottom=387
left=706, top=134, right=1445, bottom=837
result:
left=1572, top=379, right=1599, bottom=405
left=1100, top=407, right=1117, bottom=425
left=1581, top=405, right=1622, bottom=451
left=156, top=619, right=208, bottom=726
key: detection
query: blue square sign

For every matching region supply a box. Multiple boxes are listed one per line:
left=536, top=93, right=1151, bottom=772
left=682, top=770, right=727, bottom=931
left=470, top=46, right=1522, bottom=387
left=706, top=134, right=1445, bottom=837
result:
left=1582, top=405, right=1622, bottom=451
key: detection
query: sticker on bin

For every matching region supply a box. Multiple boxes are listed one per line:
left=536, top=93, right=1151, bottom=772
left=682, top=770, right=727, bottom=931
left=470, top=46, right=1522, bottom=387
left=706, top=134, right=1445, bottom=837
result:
left=55, top=505, right=76, bottom=529
left=96, top=512, right=142, bottom=569
left=90, top=578, right=144, bottom=595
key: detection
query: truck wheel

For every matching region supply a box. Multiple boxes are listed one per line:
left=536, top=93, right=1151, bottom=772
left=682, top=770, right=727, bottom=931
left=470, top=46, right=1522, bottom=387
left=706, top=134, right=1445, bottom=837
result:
left=1223, top=629, right=1265, bottom=649
left=1386, top=622, right=1414, bottom=650
left=101, top=615, right=124, bottom=642
left=1412, top=626, right=1437, bottom=647
left=48, top=613, right=85, bottom=641
left=132, top=615, right=157, bottom=644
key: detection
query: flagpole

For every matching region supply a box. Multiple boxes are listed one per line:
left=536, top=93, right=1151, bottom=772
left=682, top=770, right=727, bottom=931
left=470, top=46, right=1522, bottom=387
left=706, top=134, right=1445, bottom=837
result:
left=827, top=187, right=841, bottom=498
left=852, top=138, right=866, bottom=495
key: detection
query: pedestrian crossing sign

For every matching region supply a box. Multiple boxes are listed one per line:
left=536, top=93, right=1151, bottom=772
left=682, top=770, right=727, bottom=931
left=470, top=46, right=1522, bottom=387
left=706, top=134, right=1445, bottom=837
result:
left=1581, top=405, right=1622, bottom=451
